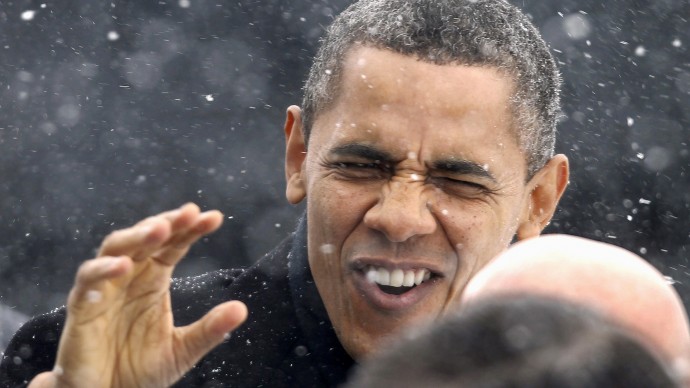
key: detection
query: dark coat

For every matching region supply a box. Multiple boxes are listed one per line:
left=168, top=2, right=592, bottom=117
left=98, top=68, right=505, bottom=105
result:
left=0, top=220, right=354, bottom=387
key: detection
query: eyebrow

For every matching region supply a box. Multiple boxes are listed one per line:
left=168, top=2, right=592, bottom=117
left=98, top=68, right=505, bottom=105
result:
left=330, top=143, right=394, bottom=162
left=432, top=159, right=497, bottom=183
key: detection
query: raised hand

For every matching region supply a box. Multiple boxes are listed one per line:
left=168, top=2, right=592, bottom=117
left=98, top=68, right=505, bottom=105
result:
left=28, top=203, right=248, bottom=388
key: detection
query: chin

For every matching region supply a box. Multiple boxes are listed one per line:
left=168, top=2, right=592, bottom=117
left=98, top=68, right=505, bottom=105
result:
left=341, top=314, right=432, bottom=361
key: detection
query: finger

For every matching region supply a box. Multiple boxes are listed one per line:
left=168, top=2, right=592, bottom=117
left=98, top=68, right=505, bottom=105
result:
left=150, top=210, right=224, bottom=267
left=174, top=301, right=248, bottom=370
left=27, top=372, right=57, bottom=388
left=166, top=202, right=203, bottom=230
left=135, top=202, right=201, bottom=232
left=67, top=256, right=133, bottom=316
left=137, top=205, right=186, bottom=226
left=124, top=204, right=208, bottom=262
left=97, top=203, right=202, bottom=259
left=189, top=209, right=224, bottom=235
left=98, top=219, right=171, bottom=259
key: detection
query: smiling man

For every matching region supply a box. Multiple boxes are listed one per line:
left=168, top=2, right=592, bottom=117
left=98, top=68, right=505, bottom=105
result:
left=2, top=1, right=569, bottom=387
left=284, top=45, right=567, bottom=360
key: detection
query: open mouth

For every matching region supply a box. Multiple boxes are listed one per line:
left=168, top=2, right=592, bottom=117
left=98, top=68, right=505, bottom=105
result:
left=364, top=265, right=432, bottom=296
left=351, top=262, right=441, bottom=310
left=378, top=285, right=414, bottom=295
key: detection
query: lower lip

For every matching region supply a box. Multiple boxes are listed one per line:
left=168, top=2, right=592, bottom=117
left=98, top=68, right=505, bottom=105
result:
left=351, top=269, right=438, bottom=311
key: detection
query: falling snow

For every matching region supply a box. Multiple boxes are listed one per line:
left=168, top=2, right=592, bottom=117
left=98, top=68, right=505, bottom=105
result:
left=0, top=0, right=688, bottom=343
left=562, top=14, right=591, bottom=40
left=319, top=244, right=336, bottom=254
left=20, top=10, right=36, bottom=21
left=107, top=31, right=120, bottom=41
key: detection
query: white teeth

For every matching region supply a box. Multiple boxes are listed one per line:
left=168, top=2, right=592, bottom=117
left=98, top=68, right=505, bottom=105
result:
left=390, top=269, right=404, bottom=287
left=366, top=267, right=378, bottom=283
left=365, top=266, right=432, bottom=288
left=403, top=270, right=415, bottom=287
left=414, top=270, right=425, bottom=285
left=377, top=267, right=390, bottom=285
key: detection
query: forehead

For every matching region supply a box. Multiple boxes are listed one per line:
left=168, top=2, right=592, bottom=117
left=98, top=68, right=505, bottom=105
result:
left=312, top=46, right=521, bottom=163
left=340, top=46, right=514, bottom=110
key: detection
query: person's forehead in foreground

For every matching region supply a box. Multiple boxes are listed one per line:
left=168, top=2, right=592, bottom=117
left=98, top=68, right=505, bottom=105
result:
left=284, top=0, right=569, bottom=359
left=462, top=234, right=690, bottom=371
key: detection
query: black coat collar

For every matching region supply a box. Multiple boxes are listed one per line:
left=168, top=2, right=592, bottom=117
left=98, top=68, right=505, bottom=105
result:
left=288, top=215, right=355, bottom=386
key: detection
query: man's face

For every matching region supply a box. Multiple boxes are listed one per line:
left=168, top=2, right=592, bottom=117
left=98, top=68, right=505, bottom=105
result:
left=286, top=46, right=551, bottom=359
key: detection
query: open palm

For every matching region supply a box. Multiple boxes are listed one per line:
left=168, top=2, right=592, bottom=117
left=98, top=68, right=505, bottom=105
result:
left=29, top=203, right=247, bottom=388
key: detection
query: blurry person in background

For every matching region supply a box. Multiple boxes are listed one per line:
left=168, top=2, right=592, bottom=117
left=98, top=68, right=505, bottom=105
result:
left=1, top=0, right=570, bottom=386
left=346, top=294, right=681, bottom=388
left=461, top=234, right=690, bottom=384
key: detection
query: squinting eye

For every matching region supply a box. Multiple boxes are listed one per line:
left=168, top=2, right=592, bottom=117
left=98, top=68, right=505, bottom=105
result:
left=336, top=162, right=379, bottom=169
left=433, top=177, right=490, bottom=197
left=332, top=161, right=390, bottom=180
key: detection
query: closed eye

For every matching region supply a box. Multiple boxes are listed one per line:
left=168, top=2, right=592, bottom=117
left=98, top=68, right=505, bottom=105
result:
left=331, top=161, right=391, bottom=180
left=336, top=162, right=381, bottom=169
left=431, top=176, right=493, bottom=197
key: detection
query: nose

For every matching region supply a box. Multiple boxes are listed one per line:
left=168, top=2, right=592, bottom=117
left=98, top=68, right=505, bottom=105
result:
left=363, top=180, right=437, bottom=242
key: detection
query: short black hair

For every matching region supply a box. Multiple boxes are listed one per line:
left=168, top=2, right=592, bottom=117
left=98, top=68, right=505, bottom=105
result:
left=302, top=0, right=561, bottom=178
left=346, top=294, right=679, bottom=387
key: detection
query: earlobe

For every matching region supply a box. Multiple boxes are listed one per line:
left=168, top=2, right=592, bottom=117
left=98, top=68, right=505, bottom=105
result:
left=284, top=105, right=307, bottom=204
left=516, top=154, right=569, bottom=240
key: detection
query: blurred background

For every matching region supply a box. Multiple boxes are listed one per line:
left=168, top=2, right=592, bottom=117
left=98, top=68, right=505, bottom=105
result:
left=0, top=0, right=688, bottom=346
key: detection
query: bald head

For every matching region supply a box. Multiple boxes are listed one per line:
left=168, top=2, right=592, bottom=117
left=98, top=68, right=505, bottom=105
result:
left=462, top=235, right=690, bottom=369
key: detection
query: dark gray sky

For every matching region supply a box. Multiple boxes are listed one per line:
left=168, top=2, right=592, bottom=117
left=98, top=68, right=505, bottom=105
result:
left=0, top=0, right=688, bottom=325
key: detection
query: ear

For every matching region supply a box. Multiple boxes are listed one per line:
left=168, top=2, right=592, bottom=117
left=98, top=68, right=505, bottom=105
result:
left=284, top=105, right=307, bottom=204
left=516, top=154, right=569, bottom=240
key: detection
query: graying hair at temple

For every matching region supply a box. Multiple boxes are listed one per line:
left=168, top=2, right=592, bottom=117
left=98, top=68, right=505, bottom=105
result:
left=301, top=0, right=562, bottom=178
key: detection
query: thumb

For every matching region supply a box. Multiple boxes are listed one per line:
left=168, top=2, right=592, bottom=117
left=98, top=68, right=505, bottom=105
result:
left=174, top=300, right=248, bottom=368
left=27, top=371, right=57, bottom=388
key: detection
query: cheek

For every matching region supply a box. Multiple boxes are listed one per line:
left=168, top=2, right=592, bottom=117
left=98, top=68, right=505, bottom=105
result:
left=433, top=199, right=492, bottom=241
left=307, top=180, right=373, bottom=249
left=432, top=198, right=516, bottom=269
